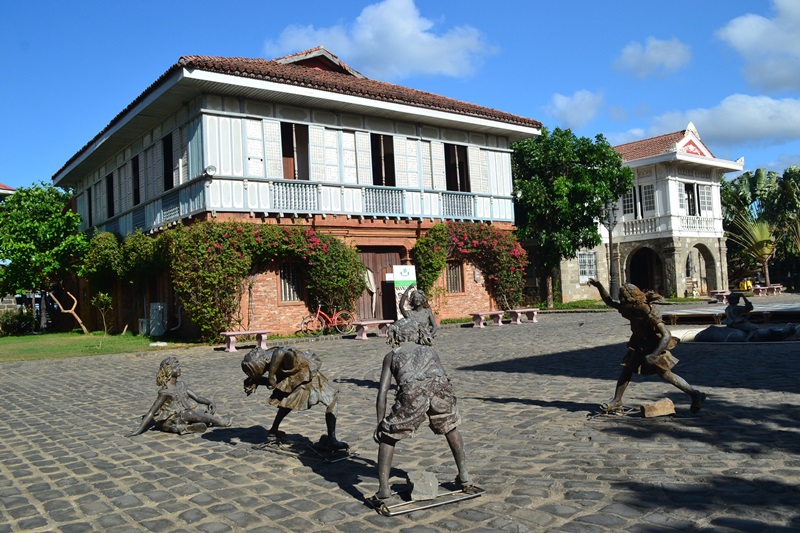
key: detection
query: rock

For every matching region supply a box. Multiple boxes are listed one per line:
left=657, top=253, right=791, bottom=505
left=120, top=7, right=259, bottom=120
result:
left=640, top=398, right=675, bottom=418
left=408, top=471, right=439, bottom=501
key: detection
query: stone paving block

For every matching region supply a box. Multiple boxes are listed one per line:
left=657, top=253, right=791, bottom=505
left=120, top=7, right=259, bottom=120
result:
left=195, top=522, right=232, bottom=533
left=2, top=307, right=800, bottom=531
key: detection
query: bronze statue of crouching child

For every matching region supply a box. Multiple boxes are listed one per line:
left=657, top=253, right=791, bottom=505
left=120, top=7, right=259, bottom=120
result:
left=241, top=346, right=348, bottom=451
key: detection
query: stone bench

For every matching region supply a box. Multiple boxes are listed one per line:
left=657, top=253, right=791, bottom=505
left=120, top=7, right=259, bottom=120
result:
left=752, top=286, right=768, bottom=296
left=507, top=308, right=539, bottom=325
left=353, top=319, right=394, bottom=340
left=662, top=312, right=724, bottom=326
left=767, top=284, right=784, bottom=296
left=469, top=311, right=504, bottom=328
left=220, top=330, right=271, bottom=352
left=709, top=290, right=728, bottom=303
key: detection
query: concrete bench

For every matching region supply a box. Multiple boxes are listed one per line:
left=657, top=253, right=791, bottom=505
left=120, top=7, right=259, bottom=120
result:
left=662, top=312, right=724, bottom=326
left=507, top=308, right=539, bottom=325
left=752, top=286, right=768, bottom=296
left=767, top=285, right=784, bottom=296
left=353, top=319, right=394, bottom=340
left=470, top=311, right=504, bottom=328
left=220, top=330, right=271, bottom=352
left=709, top=290, right=728, bottom=303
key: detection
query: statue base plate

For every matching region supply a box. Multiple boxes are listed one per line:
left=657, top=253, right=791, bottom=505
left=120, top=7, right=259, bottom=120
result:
left=252, top=438, right=355, bottom=463
left=368, top=482, right=485, bottom=516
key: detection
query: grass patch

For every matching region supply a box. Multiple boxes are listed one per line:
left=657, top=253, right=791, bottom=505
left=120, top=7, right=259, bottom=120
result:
left=0, top=332, right=200, bottom=362
left=550, top=299, right=610, bottom=310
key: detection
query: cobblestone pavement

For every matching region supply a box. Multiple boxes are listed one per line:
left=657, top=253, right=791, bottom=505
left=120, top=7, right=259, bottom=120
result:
left=1, top=300, right=799, bottom=532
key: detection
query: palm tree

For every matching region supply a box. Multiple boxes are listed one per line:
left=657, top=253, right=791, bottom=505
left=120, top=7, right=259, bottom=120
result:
left=727, top=213, right=778, bottom=286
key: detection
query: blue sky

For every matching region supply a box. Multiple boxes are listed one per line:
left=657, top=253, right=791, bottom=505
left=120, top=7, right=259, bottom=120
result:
left=2, top=0, right=799, bottom=190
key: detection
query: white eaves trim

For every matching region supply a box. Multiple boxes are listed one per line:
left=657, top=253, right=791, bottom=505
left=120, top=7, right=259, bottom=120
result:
left=624, top=151, right=744, bottom=173
left=187, top=69, right=541, bottom=139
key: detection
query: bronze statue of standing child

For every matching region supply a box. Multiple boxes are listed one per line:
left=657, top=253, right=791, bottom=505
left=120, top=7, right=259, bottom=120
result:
left=588, top=279, right=705, bottom=414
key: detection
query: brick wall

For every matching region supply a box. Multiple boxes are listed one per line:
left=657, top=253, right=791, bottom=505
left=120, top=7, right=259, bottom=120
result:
left=428, top=263, right=496, bottom=322
left=230, top=261, right=495, bottom=336
left=239, top=270, right=310, bottom=336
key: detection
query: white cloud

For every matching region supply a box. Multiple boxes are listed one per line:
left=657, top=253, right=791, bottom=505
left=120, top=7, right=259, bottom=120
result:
left=716, top=0, right=800, bottom=91
left=649, top=94, right=800, bottom=147
left=263, top=0, right=495, bottom=79
left=613, top=37, right=691, bottom=79
left=607, top=128, right=646, bottom=147
left=543, top=90, right=604, bottom=130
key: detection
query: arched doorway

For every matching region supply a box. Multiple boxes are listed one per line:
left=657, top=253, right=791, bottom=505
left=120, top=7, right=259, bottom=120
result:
left=685, top=243, right=718, bottom=295
left=628, top=247, right=664, bottom=293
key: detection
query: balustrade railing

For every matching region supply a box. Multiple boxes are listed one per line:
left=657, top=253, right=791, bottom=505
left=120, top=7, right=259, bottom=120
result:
left=364, top=187, right=404, bottom=215
left=272, top=181, right=318, bottom=212
left=92, top=176, right=509, bottom=235
left=442, top=192, right=474, bottom=218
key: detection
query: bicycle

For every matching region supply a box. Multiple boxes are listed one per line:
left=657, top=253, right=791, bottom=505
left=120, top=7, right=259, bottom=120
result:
left=301, top=300, right=356, bottom=336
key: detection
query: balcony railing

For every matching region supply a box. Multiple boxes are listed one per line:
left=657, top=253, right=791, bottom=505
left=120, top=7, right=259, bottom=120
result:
left=621, top=215, right=720, bottom=238
left=89, top=176, right=510, bottom=235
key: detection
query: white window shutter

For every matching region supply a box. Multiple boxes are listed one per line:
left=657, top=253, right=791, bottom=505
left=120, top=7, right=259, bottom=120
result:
left=263, top=120, right=283, bottom=180
left=468, top=146, right=488, bottom=194
left=420, top=141, right=433, bottom=189
left=153, top=141, right=164, bottom=196
left=324, top=128, right=340, bottom=183
left=309, top=125, right=326, bottom=182
left=180, top=124, right=189, bottom=185
left=121, top=161, right=132, bottom=212
left=431, top=141, right=446, bottom=190
left=246, top=119, right=265, bottom=177
left=355, top=131, right=373, bottom=185
left=341, top=132, right=358, bottom=184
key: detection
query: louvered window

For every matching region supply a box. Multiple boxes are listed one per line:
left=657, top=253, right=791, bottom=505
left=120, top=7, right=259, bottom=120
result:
left=446, top=261, right=464, bottom=294
left=280, top=263, right=302, bottom=302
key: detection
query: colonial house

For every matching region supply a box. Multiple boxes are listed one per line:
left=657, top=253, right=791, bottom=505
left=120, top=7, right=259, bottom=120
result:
left=0, top=183, right=14, bottom=201
left=559, top=123, right=743, bottom=301
left=52, top=47, right=541, bottom=335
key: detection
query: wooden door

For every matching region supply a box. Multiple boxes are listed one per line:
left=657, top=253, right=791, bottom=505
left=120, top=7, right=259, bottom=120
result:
left=356, top=249, right=402, bottom=320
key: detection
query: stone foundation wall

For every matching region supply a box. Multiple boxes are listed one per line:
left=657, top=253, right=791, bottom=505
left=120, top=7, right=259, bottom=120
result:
left=560, top=244, right=610, bottom=302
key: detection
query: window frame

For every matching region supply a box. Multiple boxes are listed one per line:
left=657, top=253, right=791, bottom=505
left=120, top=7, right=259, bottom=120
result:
left=279, top=261, right=303, bottom=303
left=445, top=260, right=465, bottom=294
left=578, top=251, right=597, bottom=284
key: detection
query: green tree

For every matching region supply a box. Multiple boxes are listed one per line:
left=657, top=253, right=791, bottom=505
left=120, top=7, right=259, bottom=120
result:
left=82, top=232, right=122, bottom=293
left=412, top=221, right=528, bottom=308
left=727, top=213, right=778, bottom=286
left=720, top=168, right=778, bottom=225
left=512, top=127, right=634, bottom=307
left=720, top=169, right=779, bottom=283
left=0, top=182, right=89, bottom=332
left=764, top=165, right=800, bottom=229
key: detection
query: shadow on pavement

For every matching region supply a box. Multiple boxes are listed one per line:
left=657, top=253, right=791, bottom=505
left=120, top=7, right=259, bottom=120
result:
left=457, top=342, right=800, bottom=394
left=612, top=475, right=800, bottom=524
left=470, top=396, right=597, bottom=414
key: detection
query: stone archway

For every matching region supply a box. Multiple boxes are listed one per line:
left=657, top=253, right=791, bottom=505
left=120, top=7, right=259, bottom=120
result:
left=684, top=243, right=719, bottom=296
left=627, top=247, right=665, bottom=294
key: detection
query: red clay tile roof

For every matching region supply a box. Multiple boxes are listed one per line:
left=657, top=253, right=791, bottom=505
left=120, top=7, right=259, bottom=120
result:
left=614, top=130, right=686, bottom=162
left=0, top=183, right=15, bottom=192
left=55, top=53, right=541, bottom=179
left=178, top=55, right=541, bottom=128
left=614, top=128, right=717, bottom=162
left=273, top=46, right=365, bottom=78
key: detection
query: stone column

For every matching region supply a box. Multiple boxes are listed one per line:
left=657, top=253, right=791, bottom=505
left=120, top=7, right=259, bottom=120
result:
left=662, top=240, right=679, bottom=297
left=717, top=237, right=728, bottom=291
